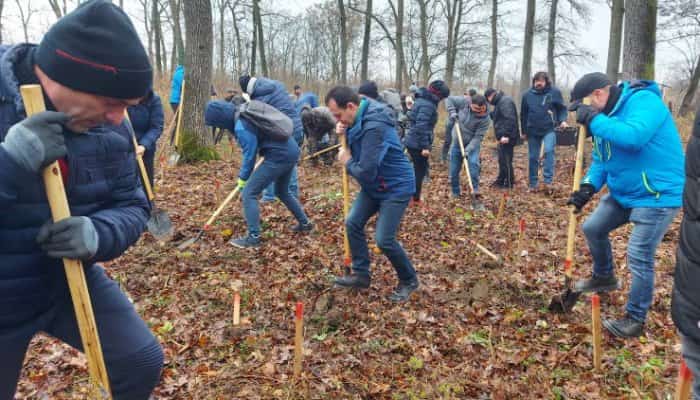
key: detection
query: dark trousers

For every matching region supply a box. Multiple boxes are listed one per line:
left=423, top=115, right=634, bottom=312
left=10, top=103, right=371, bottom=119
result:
left=441, top=119, right=454, bottom=161
left=496, top=143, right=515, bottom=187
left=407, top=148, right=429, bottom=201
left=0, top=265, right=163, bottom=399
left=143, top=150, right=156, bottom=188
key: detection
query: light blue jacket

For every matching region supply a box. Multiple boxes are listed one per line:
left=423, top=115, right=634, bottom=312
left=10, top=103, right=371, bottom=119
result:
left=169, top=65, right=184, bottom=104
left=582, top=81, right=685, bottom=208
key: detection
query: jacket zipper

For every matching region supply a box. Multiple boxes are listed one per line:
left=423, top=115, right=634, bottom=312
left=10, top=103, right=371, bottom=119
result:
left=641, top=172, right=661, bottom=199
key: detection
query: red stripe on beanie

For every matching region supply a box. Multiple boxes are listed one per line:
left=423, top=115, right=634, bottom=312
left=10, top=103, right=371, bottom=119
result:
left=55, top=49, right=118, bottom=74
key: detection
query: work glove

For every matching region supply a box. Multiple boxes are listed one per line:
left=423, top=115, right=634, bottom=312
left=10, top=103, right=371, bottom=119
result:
left=1, top=111, right=70, bottom=174
left=36, top=216, right=99, bottom=260
left=237, top=178, right=247, bottom=190
left=449, top=113, right=458, bottom=122
left=566, top=183, right=596, bottom=213
left=569, top=102, right=599, bottom=127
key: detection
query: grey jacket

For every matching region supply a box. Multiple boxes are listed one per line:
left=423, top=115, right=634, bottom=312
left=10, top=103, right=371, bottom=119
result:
left=445, top=95, right=471, bottom=120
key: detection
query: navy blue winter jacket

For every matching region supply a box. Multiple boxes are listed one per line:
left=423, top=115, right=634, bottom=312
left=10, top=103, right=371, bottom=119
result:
left=295, top=92, right=319, bottom=116
left=404, top=87, right=440, bottom=151
left=345, top=99, right=415, bottom=199
left=520, top=85, right=567, bottom=137
left=127, top=90, right=164, bottom=154
left=0, top=44, right=149, bottom=331
left=249, top=77, right=304, bottom=146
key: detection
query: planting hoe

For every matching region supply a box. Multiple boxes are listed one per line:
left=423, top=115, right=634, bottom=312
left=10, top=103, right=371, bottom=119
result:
left=454, top=123, right=485, bottom=211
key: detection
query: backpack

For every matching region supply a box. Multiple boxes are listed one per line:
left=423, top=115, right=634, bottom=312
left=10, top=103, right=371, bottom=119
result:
left=380, top=89, right=401, bottom=112
left=238, top=100, right=293, bottom=141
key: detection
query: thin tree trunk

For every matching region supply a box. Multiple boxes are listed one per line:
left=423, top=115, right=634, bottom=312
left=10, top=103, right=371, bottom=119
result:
left=394, top=0, right=407, bottom=90
left=338, top=0, right=348, bottom=84
left=218, top=0, right=226, bottom=74
left=48, top=0, right=62, bottom=18
left=230, top=2, right=243, bottom=77
left=182, top=0, right=215, bottom=159
left=487, top=0, right=497, bottom=88
left=680, top=56, right=700, bottom=117
left=622, top=0, right=656, bottom=80
left=360, top=0, right=372, bottom=82
left=152, top=0, right=163, bottom=79
left=418, top=0, right=430, bottom=84
left=546, top=0, right=558, bottom=85
left=250, top=4, right=257, bottom=76
left=142, top=0, right=153, bottom=61
left=253, top=0, right=268, bottom=76
left=606, top=0, right=624, bottom=82
left=169, top=0, right=185, bottom=66
left=520, top=0, right=536, bottom=93
left=0, top=0, right=4, bottom=43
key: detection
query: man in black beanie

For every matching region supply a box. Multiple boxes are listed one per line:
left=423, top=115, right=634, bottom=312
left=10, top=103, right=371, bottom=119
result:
left=358, top=80, right=380, bottom=100
left=0, top=1, right=163, bottom=398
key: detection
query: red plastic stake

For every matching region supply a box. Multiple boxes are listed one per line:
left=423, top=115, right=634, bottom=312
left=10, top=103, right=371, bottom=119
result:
left=676, top=359, right=693, bottom=400
left=591, top=294, right=602, bottom=371
left=293, top=302, right=304, bottom=378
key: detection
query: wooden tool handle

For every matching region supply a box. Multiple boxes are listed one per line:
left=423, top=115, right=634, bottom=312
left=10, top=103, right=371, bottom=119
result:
left=203, top=157, right=265, bottom=229
left=340, top=134, right=351, bottom=266
left=293, top=302, right=304, bottom=378
left=454, top=123, right=475, bottom=194
left=174, top=80, right=186, bottom=149
left=302, top=143, right=341, bottom=161
left=20, top=85, right=112, bottom=398
left=676, top=359, right=693, bottom=400
left=591, top=294, right=602, bottom=371
left=125, top=113, right=155, bottom=201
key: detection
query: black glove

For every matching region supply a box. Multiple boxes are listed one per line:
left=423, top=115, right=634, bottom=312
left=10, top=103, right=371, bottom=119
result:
left=569, top=102, right=599, bottom=127
left=567, top=183, right=596, bottom=213
left=1, top=111, right=69, bottom=173
left=37, top=217, right=99, bottom=260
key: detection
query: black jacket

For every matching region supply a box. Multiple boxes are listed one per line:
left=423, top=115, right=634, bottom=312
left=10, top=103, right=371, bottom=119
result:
left=490, top=91, right=520, bottom=141
left=672, top=106, right=700, bottom=342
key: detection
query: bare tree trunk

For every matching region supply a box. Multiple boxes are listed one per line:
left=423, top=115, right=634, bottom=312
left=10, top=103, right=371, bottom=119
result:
left=444, top=0, right=463, bottom=87
left=152, top=0, right=163, bottom=79
left=622, top=0, right=656, bottom=80
left=48, top=0, right=63, bottom=18
left=360, top=0, right=372, bottom=82
left=230, top=1, right=243, bottom=77
left=394, top=0, right=407, bottom=90
left=160, top=22, right=168, bottom=72
left=169, top=0, right=185, bottom=66
left=141, top=0, right=153, bottom=61
left=250, top=2, right=257, bottom=76
left=606, top=0, right=624, bottom=82
left=182, top=0, right=215, bottom=160
left=338, top=0, right=348, bottom=84
left=680, top=56, right=700, bottom=117
left=253, top=0, right=268, bottom=76
left=0, top=0, right=4, bottom=43
left=418, top=0, right=431, bottom=84
left=217, top=0, right=227, bottom=74
left=546, top=0, right=558, bottom=85
left=15, top=0, right=32, bottom=43
left=520, top=0, right=536, bottom=93
left=487, top=0, right=497, bottom=88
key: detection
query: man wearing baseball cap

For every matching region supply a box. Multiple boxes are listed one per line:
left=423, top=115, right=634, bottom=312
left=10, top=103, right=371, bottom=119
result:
left=0, top=1, right=163, bottom=397
left=567, top=72, right=684, bottom=338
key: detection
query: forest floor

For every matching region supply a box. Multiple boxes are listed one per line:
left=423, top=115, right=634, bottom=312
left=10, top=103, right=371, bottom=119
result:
left=16, top=132, right=687, bottom=399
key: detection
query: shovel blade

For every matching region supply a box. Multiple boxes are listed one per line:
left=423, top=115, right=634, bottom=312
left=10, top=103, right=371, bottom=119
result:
left=548, top=288, right=582, bottom=313
left=167, top=151, right=180, bottom=167
left=176, top=231, right=202, bottom=250
left=147, top=208, right=174, bottom=241
left=471, top=196, right=486, bottom=212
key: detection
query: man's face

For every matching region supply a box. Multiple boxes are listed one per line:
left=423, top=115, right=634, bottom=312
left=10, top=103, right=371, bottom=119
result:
left=589, top=87, right=610, bottom=111
left=37, top=67, right=140, bottom=132
left=534, top=78, right=547, bottom=90
left=294, top=88, right=302, bottom=97
left=486, top=93, right=495, bottom=104
left=327, top=99, right=357, bottom=127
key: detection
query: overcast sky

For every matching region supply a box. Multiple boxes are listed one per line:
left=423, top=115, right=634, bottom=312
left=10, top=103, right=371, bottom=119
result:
left=1, top=0, right=682, bottom=87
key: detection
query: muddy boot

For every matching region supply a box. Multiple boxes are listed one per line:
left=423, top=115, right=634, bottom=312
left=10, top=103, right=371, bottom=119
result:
left=574, top=274, right=620, bottom=293
left=388, top=278, right=420, bottom=302
left=603, top=315, right=644, bottom=338
left=334, top=274, right=370, bottom=289
left=291, top=221, right=314, bottom=233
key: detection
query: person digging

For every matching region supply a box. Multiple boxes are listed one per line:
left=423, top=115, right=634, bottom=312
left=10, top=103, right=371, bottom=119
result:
left=567, top=72, right=684, bottom=338
left=325, top=86, right=419, bottom=302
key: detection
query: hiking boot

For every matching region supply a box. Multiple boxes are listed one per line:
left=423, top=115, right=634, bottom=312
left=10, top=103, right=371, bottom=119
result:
left=229, top=234, right=261, bottom=249
left=388, top=278, right=420, bottom=302
left=574, top=274, right=620, bottom=293
left=489, top=180, right=504, bottom=188
left=334, top=274, right=370, bottom=289
left=292, top=221, right=313, bottom=233
left=603, top=315, right=644, bottom=338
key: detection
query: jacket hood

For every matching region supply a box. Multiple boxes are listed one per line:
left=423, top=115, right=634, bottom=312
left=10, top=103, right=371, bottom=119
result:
left=610, top=80, right=661, bottom=116
left=415, top=87, right=440, bottom=104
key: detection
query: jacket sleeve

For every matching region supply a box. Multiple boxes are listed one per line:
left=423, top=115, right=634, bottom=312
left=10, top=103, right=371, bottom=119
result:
left=346, top=123, right=387, bottom=185
left=138, top=95, right=164, bottom=152
left=588, top=91, right=665, bottom=151
left=88, top=152, right=150, bottom=262
left=234, top=120, right=259, bottom=181
left=581, top=142, right=607, bottom=192
left=552, top=88, right=568, bottom=124
left=446, top=97, right=462, bottom=118
left=0, top=146, right=38, bottom=211
left=520, top=94, right=528, bottom=134
left=505, top=100, right=520, bottom=139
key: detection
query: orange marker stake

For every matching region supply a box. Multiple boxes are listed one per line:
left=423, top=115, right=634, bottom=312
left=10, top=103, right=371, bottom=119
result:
left=496, top=192, right=507, bottom=220
left=517, top=218, right=525, bottom=254
left=233, top=291, right=240, bottom=326
left=591, top=294, right=602, bottom=371
left=676, top=359, right=693, bottom=400
left=214, top=179, right=221, bottom=206
left=293, top=302, right=304, bottom=378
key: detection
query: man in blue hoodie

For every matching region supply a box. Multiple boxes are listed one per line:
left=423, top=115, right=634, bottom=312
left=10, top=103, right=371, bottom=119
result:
left=520, top=71, right=568, bottom=190
left=240, top=75, right=303, bottom=203
left=0, top=2, right=163, bottom=397
left=205, top=100, right=312, bottom=248
left=567, top=72, right=684, bottom=338
left=325, top=86, right=419, bottom=302
left=169, top=64, right=184, bottom=113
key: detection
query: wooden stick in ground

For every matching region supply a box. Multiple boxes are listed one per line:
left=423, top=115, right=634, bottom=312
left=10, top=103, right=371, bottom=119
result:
left=20, top=85, right=112, bottom=399
left=233, top=291, right=241, bottom=326
left=341, top=134, right=352, bottom=269
left=496, top=192, right=507, bottom=220
left=470, top=240, right=502, bottom=264
left=302, top=143, right=341, bottom=162
left=293, top=302, right=304, bottom=378
left=517, top=218, right=525, bottom=255
left=676, top=359, right=693, bottom=400
left=174, top=80, right=186, bottom=150
left=591, top=294, right=602, bottom=371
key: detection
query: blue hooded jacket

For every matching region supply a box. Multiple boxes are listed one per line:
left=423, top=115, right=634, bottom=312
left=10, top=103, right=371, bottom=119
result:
left=169, top=65, right=184, bottom=104
left=295, top=92, right=319, bottom=115
left=346, top=99, right=415, bottom=199
left=127, top=90, right=164, bottom=154
left=0, top=44, right=149, bottom=330
left=248, top=77, right=304, bottom=146
left=582, top=80, right=685, bottom=208
left=520, top=85, right=567, bottom=136
left=404, top=87, right=440, bottom=151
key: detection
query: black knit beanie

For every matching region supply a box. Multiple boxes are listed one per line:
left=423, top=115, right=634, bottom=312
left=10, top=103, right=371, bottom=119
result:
left=358, top=81, right=379, bottom=99
left=35, top=0, right=152, bottom=99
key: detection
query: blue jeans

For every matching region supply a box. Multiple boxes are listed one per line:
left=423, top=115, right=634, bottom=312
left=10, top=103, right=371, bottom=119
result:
left=681, top=335, right=700, bottom=400
left=442, top=118, right=455, bottom=161
left=346, top=191, right=416, bottom=282
left=262, top=165, right=299, bottom=201
left=582, top=194, right=679, bottom=322
left=0, top=265, right=163, bottom=399
left=449, top=140, right=481, bottom=195
left=242, top=160, right=308, bottom=236
left=527, top=131, right=556, bottom=187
